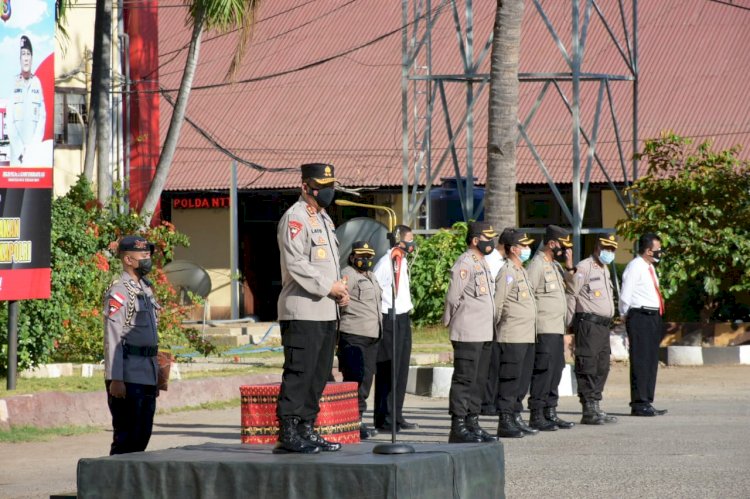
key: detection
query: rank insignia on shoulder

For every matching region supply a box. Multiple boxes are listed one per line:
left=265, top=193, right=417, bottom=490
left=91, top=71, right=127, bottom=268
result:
left=305, top=205, right=316, bottom=216
left=289, top=221, right=303, bottom=240
left=108, top=293, right=126, bottom=315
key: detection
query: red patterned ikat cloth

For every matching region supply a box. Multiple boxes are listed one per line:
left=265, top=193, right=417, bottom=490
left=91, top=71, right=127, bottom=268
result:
left=240, top=382, right=361, bottom=444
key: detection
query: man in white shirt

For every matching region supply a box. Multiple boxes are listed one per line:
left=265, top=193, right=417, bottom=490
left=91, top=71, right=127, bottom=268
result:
left=619, top=233, right=668, bottom=417
left=372, top=225, right=419, bottom=432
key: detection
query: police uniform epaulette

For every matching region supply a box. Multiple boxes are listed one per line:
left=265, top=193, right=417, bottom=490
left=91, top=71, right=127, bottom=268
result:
left=105, top=279, right=121, bottom=295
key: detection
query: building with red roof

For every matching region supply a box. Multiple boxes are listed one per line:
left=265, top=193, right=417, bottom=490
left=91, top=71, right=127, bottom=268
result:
left=147, top=0, right=750, bottom=318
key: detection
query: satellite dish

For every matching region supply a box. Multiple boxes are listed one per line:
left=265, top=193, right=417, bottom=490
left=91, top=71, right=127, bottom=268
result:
left=335, top=217, right=390, bottom=270
left=163, top=260, right=212, bottom=302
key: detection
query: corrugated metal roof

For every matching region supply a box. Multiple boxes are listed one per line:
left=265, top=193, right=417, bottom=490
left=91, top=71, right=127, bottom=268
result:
left=159, top=0, right=750, bottom=191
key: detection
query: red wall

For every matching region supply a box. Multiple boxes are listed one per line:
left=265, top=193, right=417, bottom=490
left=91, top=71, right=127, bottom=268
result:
left=125, top=1, right=160, bottom=220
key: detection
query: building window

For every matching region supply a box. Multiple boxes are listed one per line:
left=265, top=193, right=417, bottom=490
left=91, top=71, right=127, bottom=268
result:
left=54, top=89, right=87, bottom=147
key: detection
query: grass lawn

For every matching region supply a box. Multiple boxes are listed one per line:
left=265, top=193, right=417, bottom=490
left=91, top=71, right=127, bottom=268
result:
left=0, top=425, right=101, bottom=443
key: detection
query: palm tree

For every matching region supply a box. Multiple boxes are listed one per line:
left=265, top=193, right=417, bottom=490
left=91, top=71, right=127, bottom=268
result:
left=485, top=0, right=525, bottom=232
left=79, top=0, right=111, bottom=203
left=139, top=0, right=262, bottom=222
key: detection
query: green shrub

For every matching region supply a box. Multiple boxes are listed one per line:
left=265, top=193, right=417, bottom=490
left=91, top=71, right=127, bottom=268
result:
left=410, top=222, right=468, bottom=326
left=0, top=176, right=202, bottom=374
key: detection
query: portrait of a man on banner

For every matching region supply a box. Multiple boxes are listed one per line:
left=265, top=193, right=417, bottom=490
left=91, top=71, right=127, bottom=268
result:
left=0, top=0, right=55, bottom=168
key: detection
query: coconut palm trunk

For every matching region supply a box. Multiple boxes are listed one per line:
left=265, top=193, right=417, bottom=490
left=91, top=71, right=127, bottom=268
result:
left=140, top=0, right=262, bottom=222
left=139, top=8, right=206, bottom=219
left=485, top=0, right=525, bottom=231
left=95, top=0, right=113, bottom=203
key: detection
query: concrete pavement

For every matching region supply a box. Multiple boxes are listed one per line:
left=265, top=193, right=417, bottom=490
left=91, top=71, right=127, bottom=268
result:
left=1, top=363, right=749, bottom=498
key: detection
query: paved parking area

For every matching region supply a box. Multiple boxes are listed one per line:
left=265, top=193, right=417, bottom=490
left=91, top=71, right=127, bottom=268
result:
left=1, top=364, right=749, bottom=498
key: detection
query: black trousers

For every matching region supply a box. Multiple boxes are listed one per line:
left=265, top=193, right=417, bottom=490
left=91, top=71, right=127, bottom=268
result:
left=481, top=342, right=502, bottom=414
left=106, top=381, right=157, bottom=455
left=449, top=341, right=493, bottom=417
left=496, top=342, right=535, bottom=415
left=626, top=310, right=664, bottom=409
left=374, top=312, right=411, bottom=426
left=337, top=332, right=379, bottom=417
left=574, top=319, right=611, bottom=403
left=528, top=333, right=566, bottom=410
left=277, top=320, right=337, bottom=422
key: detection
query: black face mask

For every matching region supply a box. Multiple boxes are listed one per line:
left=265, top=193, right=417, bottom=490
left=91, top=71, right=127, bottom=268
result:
left=651, top=249, right=663, bottom=264
left=553, top=246, right=567, bottom=263
left=307, top=185, right=335, bottom=209
left=352, top=257, right=374, bottom=271
left=136, top=257, right=153, bottom=277
left=477, top=239, right=494, bottom=255
left=400, top=241, right=416, bottom=254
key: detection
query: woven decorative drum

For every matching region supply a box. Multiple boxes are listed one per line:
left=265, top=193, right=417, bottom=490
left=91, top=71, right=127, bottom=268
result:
left=240, top=382, right=361, bottom=444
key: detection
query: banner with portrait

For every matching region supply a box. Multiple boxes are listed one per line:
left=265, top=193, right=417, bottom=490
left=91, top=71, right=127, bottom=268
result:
left=0, top=0, right=54, bottom=299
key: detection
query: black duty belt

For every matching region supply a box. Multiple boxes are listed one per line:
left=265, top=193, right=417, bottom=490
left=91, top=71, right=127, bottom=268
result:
left=123, top=344, right=158, bottom=357
left=578, top=312, right=612, bottom=327
left=630, top=307, right=660, bottom=316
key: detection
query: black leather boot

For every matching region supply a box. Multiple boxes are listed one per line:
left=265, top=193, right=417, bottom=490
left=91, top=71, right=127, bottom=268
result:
left=580, top=401, right=605, bottom=425
left=529, top=408, right=558, bottom=431
left=273, top=417, right=321, bottom=454
left=513, top=412, right=539, bottom=435
left=593, top=401, right=618, bottom=423
left=298, top=421, right=342, bottom=452
left=449, top=415, right=483, bottom=443
left=496, top=413, right=524, bottom=438
left=465, top=414, right=498, bottom=442
left=544, top=407, right=575, bottom=429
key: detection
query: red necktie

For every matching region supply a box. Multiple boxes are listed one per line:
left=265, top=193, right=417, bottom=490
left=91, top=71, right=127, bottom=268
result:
left=648, top=265, right=664, bottom=315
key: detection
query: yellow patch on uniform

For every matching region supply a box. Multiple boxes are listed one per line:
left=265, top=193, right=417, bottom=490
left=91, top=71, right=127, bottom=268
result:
left=316, top=248, right=327, bottom=259
left=460, top=269, right=468, bottom=280
left=549, top=283, right=556, bottom=289
left=317, top=236, right=326, bottom=245
left=474, top=265, right=482, bottom=271
left=594, top=290, right=601, bottom=297
left=521, top=292, right=528, bottom=298
left=480, top=286, right=487, bottom=294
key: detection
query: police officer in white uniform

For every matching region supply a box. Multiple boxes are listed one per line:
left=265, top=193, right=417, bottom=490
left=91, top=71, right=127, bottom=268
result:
left=104, top=236, right=160, bottom=455
left=526, top=225, right=576, bottom=431
left=494, top=230, right=538, bottom=438
left=566, top=235, right=619, bottom=425
left=338, top=241, right=383, bottom=439
left=275, top=163, right=348, bottom=454
left=7, top=35, right=46, bottom=166
left=444, top=222, right=499, bottom=443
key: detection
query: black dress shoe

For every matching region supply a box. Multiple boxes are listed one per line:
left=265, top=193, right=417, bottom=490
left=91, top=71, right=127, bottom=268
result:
left=630, top=406, right=657, bottom=417
left=397, top=420, right=419, bottom=430
left=650, top=406, right=668, bottom=416
left=360, top=424, right=378, bottom=440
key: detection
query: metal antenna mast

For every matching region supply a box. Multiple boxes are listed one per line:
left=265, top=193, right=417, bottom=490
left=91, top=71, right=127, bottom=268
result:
left=401, top=0, right=639, bottom=257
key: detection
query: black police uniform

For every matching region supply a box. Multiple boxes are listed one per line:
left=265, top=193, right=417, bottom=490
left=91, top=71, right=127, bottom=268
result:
left=104, top=235, right=160, bottom=455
